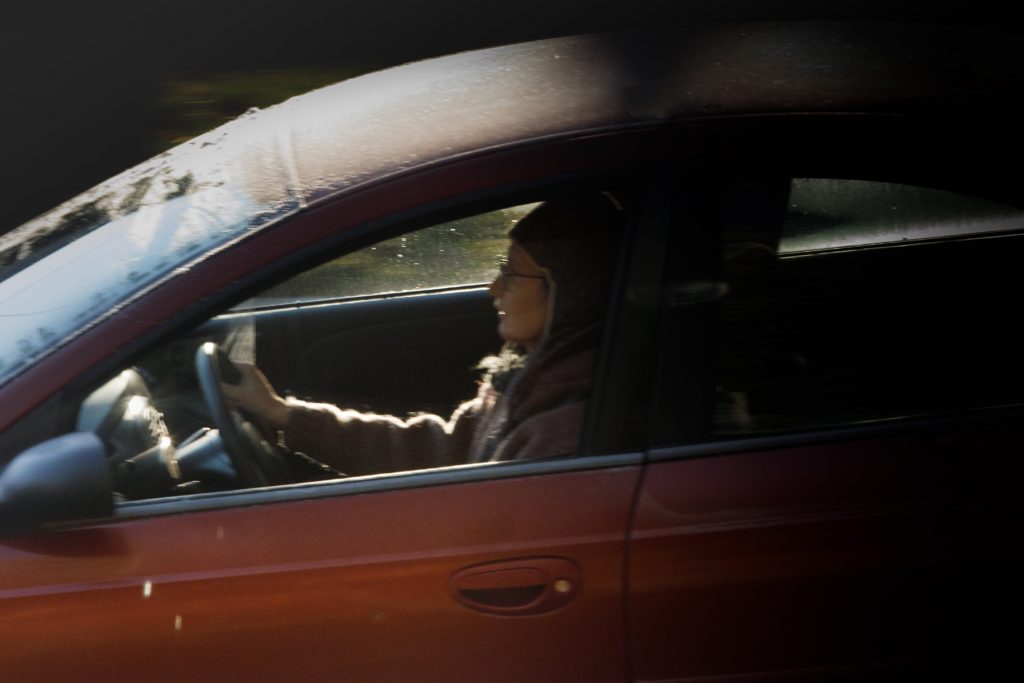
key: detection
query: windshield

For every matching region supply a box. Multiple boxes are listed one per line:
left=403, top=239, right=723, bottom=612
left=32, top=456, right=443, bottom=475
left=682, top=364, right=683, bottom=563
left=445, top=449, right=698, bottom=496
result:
left=0, top=114, right=301, bottom=385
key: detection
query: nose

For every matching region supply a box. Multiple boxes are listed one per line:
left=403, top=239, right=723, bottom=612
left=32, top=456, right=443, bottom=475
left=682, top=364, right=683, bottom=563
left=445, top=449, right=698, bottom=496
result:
left=488, top=273, right=503, bottom=298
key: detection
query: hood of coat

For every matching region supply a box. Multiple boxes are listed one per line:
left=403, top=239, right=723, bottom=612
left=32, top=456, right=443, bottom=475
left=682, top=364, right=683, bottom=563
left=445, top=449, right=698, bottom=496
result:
left=509, top=192, right=624, bottom=346
left=490, top=191, right=624, bottom=437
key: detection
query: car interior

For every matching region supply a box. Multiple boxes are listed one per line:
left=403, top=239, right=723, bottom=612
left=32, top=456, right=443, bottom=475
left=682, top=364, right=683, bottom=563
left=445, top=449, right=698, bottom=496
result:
left=51, top=192, right=629, bottom=501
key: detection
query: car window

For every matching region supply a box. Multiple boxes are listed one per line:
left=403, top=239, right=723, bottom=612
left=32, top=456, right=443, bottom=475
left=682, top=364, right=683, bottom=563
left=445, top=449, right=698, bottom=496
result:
left=711, top=178, right=1024, bottom=435
left=781, top=179, right=1024, bottom=253
left=0, top=131, right=301, bottom=389
left=234, top=204, right=539, bottom=309
left=74, top=191, right=625, bottom=501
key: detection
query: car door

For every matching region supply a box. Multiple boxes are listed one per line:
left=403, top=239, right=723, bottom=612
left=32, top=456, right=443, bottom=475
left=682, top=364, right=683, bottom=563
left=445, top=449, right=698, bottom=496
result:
left=627, top=118, right=1024, bottom=680
left=0, top=164, right=659, bottom=681
left=2, top=462, right=640, bottom=681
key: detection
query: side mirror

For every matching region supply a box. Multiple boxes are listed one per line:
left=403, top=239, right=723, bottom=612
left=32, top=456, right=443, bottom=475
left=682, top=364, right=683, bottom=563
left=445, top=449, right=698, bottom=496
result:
left=0, top=433, right=114, bottom=532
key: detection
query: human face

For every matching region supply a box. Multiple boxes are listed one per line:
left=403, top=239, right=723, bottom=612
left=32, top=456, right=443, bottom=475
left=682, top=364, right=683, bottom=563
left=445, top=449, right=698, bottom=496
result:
left=488, top=241, right=550, bottom=352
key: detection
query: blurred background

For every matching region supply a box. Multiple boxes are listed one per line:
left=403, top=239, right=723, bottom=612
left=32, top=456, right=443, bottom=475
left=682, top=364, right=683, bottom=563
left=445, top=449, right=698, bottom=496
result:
left=0, top=0, right=989, bottom=233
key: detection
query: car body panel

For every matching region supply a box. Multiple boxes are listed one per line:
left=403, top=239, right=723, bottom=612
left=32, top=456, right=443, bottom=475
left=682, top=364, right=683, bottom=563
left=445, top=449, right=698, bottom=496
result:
left=2, top=464, right=640, bottom=681
left=631, top=394, right=1024, bottom=680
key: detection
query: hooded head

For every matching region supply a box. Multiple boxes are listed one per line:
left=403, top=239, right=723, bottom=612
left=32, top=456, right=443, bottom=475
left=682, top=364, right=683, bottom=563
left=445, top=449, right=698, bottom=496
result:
left=506, top=191, right=624, bottom=351
left=474, top=191, right=625, bottom=459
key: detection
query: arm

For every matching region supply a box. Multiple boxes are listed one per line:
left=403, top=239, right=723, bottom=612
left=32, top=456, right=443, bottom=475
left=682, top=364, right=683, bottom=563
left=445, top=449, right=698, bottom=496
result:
left=281, top=398, right=481, bottom=475
left=223, top=364, right=482, bottom=476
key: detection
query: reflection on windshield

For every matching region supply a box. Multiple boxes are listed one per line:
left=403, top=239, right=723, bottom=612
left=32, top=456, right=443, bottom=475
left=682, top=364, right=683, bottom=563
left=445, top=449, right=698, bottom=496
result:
left=0, top=125, right=299, bottom=385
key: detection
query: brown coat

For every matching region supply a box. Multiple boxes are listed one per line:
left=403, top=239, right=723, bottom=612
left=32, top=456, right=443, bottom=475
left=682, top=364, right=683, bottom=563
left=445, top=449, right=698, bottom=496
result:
left=279, top=348, right=594, bottom=476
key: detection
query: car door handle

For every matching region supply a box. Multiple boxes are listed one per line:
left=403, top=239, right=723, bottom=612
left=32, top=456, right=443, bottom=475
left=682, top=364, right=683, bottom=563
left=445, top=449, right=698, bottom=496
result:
left=449, top=557, right=580, bottom=616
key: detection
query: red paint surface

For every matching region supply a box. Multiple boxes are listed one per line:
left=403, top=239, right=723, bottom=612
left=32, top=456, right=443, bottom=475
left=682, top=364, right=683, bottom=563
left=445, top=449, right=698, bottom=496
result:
left=2, top=465, right=640, bottom=681
left=628, top=424, right=1021, bottom=680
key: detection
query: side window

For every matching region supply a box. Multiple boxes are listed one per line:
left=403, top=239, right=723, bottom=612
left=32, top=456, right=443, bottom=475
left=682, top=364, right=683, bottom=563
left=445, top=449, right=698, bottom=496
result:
left=83, top=190, right=626, bottom=501
left=234, top=205, right=537, bottom=309
left=781, top=179, right=1023, bottom=253
left=712, top=178, right=1024, bottom=435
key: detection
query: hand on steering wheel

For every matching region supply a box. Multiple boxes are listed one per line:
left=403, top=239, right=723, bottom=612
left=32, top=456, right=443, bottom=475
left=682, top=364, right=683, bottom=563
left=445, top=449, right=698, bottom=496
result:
left=194, top=342, right=292, bottom=488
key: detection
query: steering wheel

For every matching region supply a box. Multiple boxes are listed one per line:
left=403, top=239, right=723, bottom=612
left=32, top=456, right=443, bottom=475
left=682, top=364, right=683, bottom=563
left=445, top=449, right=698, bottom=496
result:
left=194, top=342, right=292, bottom=488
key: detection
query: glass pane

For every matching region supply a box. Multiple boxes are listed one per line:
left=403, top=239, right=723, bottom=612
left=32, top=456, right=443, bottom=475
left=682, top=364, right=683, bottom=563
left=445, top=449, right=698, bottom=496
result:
left=0, top=158, right=297, bottom=384
left=781, top=179, right=1024, bottom=253
left=237, top=203, right=539, bottom=309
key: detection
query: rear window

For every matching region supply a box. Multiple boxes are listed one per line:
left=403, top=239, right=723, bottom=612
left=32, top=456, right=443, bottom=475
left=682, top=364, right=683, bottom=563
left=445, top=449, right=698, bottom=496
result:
left=711, top=178, right=1024, bottom=435
left=781, top=179, right=1023, bottom=253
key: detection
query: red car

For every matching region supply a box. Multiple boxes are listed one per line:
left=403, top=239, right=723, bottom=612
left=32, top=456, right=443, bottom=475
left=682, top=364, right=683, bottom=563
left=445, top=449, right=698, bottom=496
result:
left=1, top=22, right=1022, bottom=681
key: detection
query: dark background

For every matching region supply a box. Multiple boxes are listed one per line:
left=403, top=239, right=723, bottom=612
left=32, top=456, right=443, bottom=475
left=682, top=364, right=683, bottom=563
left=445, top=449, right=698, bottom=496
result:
left=0, top=1, right=1000, bottom=233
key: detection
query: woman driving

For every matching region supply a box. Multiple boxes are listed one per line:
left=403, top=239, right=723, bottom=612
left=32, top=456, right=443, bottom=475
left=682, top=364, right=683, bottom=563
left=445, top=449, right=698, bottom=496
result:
left=223, top=192, right=624, bottom=476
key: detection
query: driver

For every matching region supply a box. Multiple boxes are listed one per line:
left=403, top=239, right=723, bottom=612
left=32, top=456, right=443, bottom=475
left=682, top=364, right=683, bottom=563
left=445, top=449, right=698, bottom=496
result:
left=223, top=192, right=624, bottom=476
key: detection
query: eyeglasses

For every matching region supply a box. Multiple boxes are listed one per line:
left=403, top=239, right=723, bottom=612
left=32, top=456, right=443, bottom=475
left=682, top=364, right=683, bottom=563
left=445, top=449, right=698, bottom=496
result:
left=497, top=261, right=546, bottom=287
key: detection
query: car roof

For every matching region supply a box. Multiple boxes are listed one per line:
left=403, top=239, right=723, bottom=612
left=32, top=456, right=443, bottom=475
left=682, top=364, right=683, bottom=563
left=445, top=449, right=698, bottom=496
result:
left=5, top=21, right=1023, bottom=268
